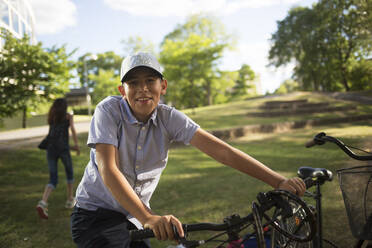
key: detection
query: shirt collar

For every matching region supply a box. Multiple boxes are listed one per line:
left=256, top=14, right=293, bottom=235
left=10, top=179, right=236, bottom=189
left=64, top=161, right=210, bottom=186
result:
left=120, top=98, right=158, bottom=126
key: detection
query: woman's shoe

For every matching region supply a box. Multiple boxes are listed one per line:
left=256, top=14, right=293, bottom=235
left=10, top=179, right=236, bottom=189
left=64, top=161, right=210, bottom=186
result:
left=36, top=200, right=48, bottom=219
left=65, top=197, right=76, bottom=209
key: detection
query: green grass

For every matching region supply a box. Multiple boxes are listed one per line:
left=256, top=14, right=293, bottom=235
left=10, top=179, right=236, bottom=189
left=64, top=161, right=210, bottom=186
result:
left=182, top=92, right=372, bottom=130
left=1, top=91, right=372, bottom=247
left=1, top=121, right=372, bottom=247
left=2, top=91, right=372, bottom=132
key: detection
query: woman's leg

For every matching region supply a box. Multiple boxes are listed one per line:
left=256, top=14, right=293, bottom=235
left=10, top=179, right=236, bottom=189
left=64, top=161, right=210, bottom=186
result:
left=60, top=149, right=74, bottom=201
left=67, top=182, right=74, bottom=201
left=36, top=150, right=58, bottom=219
left=41, top=185, right=54, bottom=203
left=45, top=149, right=59, bottom=202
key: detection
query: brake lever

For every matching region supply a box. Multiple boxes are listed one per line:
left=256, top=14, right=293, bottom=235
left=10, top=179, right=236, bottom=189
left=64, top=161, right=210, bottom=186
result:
left=178, top=237, right=204, bottom=248
left=173, top=225, right=204, bottom=248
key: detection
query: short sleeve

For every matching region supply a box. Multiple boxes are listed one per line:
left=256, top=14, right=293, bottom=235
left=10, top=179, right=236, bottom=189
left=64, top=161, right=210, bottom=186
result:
left=87, top=104, right=120, bottom=148
left=167, top=108, right=199, bottom=145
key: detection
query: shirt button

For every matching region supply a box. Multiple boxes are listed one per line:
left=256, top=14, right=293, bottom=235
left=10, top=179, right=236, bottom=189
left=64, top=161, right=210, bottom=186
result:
left=138, top=146, right=142, bottom=150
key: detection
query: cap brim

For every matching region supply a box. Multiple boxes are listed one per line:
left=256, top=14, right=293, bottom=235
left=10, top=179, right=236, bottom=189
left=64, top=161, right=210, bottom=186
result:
left=121, top=66, right=163, bottom=82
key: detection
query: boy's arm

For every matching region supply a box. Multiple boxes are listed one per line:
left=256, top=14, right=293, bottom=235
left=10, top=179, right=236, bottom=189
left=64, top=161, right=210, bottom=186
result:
left=95, top=143, right=184, bottom=240
left=190, top=128, right=305, bottom=195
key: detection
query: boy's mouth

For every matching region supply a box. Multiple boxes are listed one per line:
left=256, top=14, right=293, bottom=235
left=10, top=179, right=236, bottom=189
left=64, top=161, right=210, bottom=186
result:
left=136, top=97, right=152, bottom=103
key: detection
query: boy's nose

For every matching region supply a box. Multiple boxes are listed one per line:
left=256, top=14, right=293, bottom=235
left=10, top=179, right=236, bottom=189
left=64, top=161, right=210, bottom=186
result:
left=137, top=81, right=149, bottom=90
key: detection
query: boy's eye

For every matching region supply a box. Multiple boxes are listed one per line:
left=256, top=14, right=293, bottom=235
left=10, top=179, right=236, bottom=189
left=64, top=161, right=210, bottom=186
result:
left=126, top=81, right=137, bottom=87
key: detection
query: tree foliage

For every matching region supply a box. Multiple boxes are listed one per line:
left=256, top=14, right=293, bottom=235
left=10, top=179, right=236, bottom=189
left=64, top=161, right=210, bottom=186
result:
left=159, top=14, right=235, bottom=108
left=269, top=0, right=372, bottom=92
left=230, top=64, right=256, bottom=99
left=274, top=79, right=300, bottom=94
left=76, top=51, right=122, bottom=89
left=0, top=28, right=74, bottom=127
left=89, top=69, right=120, bottom=104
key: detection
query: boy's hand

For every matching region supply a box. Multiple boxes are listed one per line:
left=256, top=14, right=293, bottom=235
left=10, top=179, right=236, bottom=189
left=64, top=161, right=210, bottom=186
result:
left=143, top=215, right=184, bottom=241
left=276, top=177, right=306, bottom=196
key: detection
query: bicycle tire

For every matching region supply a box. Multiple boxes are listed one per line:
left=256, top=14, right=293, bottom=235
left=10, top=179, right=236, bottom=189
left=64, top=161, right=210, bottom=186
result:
left=263, top=190, right=316, bottom=243
left=252, top=201, right=266, bottom=248
left=270, top=208, right=313, bottom=248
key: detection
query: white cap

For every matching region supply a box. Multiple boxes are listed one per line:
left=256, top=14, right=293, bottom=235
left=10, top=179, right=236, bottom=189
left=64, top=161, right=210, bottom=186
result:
left=120, top=52, right=163, bottom=82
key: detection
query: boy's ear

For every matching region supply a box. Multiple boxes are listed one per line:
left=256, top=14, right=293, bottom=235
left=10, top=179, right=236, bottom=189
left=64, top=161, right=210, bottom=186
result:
left=160, top=79, right=168, bottom=95
left=118, top=85, right=126, bottom=97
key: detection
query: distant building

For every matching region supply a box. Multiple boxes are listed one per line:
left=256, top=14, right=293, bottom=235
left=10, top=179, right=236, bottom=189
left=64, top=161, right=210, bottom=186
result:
left=0, top=0, right=36, bottom=46
left=65, top=88, right=91, bottom=106
left=65, top=88, right=93, bottom=115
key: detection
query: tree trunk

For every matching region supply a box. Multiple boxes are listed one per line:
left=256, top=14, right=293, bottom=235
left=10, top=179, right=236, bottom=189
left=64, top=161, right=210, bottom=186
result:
left=191, top=80, right=195, bottom=115
left=341, top=66, right=350, bottom=91
left=22, top=106, right=27, bottom=128
left=206, top=81, right=212, bottom=105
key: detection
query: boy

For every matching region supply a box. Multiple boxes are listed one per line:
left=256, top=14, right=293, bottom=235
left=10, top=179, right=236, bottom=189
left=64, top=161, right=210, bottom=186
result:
left=71, top=52, right=305, bottom=248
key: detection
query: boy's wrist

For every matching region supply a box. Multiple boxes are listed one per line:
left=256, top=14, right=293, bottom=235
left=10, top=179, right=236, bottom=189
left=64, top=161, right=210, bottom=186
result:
left=276, top=179, right=286, bottom=189
left=139, top=212, right=154, bottom=225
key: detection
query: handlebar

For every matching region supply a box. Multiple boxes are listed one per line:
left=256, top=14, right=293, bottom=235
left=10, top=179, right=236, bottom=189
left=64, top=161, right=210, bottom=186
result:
left=130, top=190, right=316, bottom=245
left=130, top=222, right=231, bottom=240
left=305, top=132, right=372, bottom=161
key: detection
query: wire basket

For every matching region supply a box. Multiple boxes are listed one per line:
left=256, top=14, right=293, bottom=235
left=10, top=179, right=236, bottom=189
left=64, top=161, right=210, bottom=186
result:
left=337, top=165, right=372, bottom=240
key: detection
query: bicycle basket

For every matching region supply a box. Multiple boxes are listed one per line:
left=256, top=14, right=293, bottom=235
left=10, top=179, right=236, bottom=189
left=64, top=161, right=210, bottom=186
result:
left=337, top=165, right=372, bottom=240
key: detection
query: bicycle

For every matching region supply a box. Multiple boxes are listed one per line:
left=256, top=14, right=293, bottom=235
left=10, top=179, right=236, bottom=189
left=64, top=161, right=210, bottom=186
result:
left=130, top=190, right=317, bottom=248
left=272, top=132, right=372, bottom=248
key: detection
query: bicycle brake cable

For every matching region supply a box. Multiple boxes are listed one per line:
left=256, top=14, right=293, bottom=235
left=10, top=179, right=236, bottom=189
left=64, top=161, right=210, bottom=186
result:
left=344, top=144, right=372, bottom=155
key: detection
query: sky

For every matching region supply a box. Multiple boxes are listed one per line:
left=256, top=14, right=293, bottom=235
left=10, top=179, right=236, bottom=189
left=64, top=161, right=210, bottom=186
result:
left=28, top=0, right=318, bottom=94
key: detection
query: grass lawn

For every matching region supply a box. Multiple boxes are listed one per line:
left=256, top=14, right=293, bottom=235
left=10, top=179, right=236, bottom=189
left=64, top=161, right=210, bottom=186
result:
left=1, top=120, right=371, bottom=247
left=183, top=92, right=372, bottom=130
left=2, top=92, right=372, bottom=133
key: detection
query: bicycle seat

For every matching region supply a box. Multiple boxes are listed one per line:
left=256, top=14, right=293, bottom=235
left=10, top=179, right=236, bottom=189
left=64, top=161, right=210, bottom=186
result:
left=297, top=166, right=333, bottom=181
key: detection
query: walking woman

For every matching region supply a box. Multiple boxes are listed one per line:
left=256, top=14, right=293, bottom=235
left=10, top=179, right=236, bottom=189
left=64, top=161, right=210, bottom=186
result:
left=36, top=98, right=80, bottom=219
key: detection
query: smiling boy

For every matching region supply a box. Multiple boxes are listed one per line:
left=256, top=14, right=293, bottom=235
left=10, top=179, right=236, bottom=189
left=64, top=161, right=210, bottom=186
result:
left=71, top=52, right=305, bottom=248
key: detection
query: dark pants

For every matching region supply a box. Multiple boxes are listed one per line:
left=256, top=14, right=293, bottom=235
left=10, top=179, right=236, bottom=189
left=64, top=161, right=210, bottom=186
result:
left=71, top=207, right=150, bottom=248
left=47, top=148, right=73, bottom=188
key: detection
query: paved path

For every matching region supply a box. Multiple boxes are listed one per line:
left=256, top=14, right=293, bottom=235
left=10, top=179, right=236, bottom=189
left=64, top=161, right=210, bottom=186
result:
left=0, top=120, right=91, bottom=150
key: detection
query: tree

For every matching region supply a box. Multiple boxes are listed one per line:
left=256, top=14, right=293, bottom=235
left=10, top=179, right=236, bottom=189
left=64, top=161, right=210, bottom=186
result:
left=269, top=0, right=372, bottom=92
left=230, top=64, right=256, bottom=99
left=274, top=79, right=300, bottom=94
left=76, top=51, right=122, bottom=89
left=159, top=14, right=234, bottom=108
left=89, top=69, right=121, bottom=104
left=0, top=28, right=74, bottom=127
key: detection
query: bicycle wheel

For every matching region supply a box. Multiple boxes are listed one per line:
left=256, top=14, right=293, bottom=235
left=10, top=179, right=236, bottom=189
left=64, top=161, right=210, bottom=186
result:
left=252, top=202, right=266, bottom=248
left=270, top=208, right=313, bottom=248
left=263, top=190, right=316, bottom=243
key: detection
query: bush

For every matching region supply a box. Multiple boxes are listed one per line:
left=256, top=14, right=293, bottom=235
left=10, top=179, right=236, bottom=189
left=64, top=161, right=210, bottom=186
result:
left=71, top=106, right=95, bottom=115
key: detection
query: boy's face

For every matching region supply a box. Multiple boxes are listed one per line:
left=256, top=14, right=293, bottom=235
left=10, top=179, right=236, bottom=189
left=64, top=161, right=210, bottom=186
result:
left=118, top=66, right=167, bottom=123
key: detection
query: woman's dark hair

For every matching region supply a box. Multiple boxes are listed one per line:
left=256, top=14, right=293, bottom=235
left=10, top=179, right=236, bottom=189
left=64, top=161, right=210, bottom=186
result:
left=48, top=98, right=68, bottom=125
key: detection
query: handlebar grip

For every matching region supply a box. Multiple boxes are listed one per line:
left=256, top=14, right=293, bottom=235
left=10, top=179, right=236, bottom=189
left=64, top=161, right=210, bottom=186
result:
left=305, top=139, right=316, bottom=148
left=130, top=228, right=154, bottom=241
